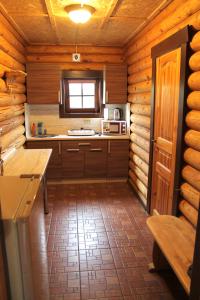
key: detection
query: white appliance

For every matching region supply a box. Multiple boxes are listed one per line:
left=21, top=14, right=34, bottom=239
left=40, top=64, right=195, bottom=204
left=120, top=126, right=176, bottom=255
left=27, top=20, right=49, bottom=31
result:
left=101, top=120, right=127, bottom=135
left=113, top=108, right=121, bottom=120
left=0, top=176, right=49, bottom=300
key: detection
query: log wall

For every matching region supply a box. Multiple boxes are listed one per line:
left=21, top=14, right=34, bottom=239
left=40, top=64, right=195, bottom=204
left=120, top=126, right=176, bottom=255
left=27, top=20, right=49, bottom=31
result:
left=125, top=0, right=200, bottom=207
left=0, top=13, right=26, bottom=153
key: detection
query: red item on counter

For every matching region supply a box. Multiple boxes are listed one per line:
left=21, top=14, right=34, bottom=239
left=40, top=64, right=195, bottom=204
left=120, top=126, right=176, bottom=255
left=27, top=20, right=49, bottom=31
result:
left=31, top=123, right=36, bottom=136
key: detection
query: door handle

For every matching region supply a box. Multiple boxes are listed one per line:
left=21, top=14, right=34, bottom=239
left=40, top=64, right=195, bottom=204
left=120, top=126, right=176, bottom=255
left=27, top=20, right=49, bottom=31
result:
left=66, top=149, right=79, bottom=152
left=152, top=139, right=157, bottom=143
left=90, top=148, right=102, bottom=152
left=78, top=143, right=91, bottom=146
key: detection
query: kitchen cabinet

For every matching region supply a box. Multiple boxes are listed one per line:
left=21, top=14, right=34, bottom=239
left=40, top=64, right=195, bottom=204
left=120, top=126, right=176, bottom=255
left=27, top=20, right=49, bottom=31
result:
left=26, top=63, right=61, bottom=104
left=26, top=141, right=62, bottom=178
left=105, top=63, right=127, bottom=104
left=107, top=140, right=129, bottom=177
left=62, top=141, right=85, bottom=178
left=26, top=139, right=129, bottom=179
left=85, top=140, right=107, bottom=178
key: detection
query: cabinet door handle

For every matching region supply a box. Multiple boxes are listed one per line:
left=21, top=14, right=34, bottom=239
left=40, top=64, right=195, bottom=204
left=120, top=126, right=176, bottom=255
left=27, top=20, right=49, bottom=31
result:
left=58, top=141, right=61, bottom=155
left=108, top=141, right=111, bottom=154
left=67, top=149, right=80, bottom=152
left=78, top=143, right=91, bottom=146
left=58, top=90, right=61, bottom=104
left=90, top=148, right=102, bottom=152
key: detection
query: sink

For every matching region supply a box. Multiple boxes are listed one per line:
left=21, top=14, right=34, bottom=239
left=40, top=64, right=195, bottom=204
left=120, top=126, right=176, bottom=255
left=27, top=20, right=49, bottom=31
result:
left=34, top=134, right=58, bottom=138
left=67, top=129, right=96, bottom=136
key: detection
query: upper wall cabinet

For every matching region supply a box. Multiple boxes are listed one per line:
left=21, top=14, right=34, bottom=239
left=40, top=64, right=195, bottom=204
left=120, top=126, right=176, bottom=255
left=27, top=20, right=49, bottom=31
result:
left=26, top=63, right=61, bottom=104
left=105, top=63, right=127, bottom=104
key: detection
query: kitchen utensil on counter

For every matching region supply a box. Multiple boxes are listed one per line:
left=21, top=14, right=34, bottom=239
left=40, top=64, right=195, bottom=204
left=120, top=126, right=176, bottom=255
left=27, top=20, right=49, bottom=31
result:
left=113, top=108, right=122, bottom=120
left=37, top=122, right=43, bottom=135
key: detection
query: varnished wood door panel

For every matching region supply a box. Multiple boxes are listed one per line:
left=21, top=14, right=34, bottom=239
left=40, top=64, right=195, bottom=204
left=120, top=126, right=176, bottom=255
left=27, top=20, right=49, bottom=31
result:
left=151, top=48, right=181, bottom=214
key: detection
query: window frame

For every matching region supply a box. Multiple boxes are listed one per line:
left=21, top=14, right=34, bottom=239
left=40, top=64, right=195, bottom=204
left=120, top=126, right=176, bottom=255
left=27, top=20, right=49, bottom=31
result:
left=60, top=70, right=103, bottom=118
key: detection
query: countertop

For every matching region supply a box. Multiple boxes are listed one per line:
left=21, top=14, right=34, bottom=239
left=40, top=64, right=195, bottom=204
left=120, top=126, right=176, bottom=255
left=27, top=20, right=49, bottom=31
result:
left=26, top=134, right=130, bottom=141
left=3, top=148, right=52, bottom=177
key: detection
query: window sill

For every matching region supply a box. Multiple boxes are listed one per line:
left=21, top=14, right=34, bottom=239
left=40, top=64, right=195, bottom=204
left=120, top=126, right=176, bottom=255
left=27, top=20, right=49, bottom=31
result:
left=59, top=112, right=103, bottom=118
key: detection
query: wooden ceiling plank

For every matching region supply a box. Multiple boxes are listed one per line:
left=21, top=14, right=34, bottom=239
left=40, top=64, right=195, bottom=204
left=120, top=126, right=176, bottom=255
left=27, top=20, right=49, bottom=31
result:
left=43, top=0, right=60, bottom=44
left=123, top=0, right=173, bottom=45
left=0, top=2, right=29, bottom=45
left=99, top=0, right=124, bottom=29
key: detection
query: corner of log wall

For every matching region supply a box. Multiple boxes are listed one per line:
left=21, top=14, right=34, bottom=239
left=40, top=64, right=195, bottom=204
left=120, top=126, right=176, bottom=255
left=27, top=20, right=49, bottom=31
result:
left=0, top=12, right=26, bottom=153
left=126, top=0, right=200, bottom=210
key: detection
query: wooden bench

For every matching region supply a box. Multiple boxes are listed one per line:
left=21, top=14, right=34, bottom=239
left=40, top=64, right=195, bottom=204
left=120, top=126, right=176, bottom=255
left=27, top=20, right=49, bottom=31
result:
left=147, top=215, right=196, bottom=295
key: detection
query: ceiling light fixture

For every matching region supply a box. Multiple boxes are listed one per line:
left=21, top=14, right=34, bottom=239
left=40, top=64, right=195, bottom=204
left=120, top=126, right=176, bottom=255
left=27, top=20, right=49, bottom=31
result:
left=65, top=4, right=96, bottom=24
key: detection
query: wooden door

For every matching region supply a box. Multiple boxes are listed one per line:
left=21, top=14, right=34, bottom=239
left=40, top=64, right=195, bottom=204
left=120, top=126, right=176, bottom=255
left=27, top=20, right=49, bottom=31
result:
left=151, top=48, right=181, bottom=214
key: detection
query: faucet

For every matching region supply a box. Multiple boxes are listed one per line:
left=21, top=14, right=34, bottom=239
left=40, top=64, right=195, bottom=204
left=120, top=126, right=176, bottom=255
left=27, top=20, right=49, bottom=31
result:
left=0, top=147, right=4, bottom=176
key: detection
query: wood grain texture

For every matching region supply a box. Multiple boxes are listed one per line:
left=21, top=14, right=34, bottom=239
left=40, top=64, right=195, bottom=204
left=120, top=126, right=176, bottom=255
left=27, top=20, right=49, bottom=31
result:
left=130, top=123, right=150, bottom=140
left=129, top=151, right=149, bottom=175
left=179, top=199, right=198, bottom=228
left=26, top=63, right=60, bottom=104
left=184, top=147, right=200, bottom=171
left=185, top=129, right=200, bottom=151
left=130, top=104, right=151, bottom=116
left=180, top=183, right=200, bottom=211
left=182, top=165, right=200, bottom=192
left=147, top=215, right=196, bottom=295
left=105, top=64, right=127, bottom=104
left=0, top=93, right=26, bottom=106
left=186, top=110, right=200, bottom=131
left=187, top=91, right=200, bottom=110
left=0, top=125, right=25, bottom=151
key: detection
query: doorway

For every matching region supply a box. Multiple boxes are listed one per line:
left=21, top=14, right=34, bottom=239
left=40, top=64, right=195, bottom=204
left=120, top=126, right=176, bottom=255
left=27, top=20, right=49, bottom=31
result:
left=148, top=27, right=189, bottom=215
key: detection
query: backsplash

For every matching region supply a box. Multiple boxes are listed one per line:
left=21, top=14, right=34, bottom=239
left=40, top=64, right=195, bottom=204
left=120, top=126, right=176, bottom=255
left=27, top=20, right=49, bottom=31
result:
left=25, top=103, right=130, bottom=137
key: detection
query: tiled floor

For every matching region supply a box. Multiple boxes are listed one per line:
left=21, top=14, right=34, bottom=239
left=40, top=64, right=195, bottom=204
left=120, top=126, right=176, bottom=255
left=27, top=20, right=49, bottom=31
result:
left=45, top=182, right=188, bottom=300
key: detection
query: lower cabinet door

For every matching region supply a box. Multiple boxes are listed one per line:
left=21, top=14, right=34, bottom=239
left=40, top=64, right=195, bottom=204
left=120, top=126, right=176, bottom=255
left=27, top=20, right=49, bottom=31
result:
left=107, top=140, right=129, bottom=178
left=62, top=141, right=84, bottom=178
left=85, top=140, right=107, bottom=178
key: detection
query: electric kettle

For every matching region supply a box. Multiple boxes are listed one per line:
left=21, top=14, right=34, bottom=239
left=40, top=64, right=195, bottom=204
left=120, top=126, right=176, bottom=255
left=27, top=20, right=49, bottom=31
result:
left=113, top=108, right=121, bottom=120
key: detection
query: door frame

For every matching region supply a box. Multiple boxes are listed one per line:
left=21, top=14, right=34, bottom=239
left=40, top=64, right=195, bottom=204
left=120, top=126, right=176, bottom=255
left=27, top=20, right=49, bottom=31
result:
left=147, top=26, right=191, bottom=215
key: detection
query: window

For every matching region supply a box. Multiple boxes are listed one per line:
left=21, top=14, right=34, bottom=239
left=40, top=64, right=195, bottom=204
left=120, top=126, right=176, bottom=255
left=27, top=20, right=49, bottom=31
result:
left=60, top=70, right=103, bottom=118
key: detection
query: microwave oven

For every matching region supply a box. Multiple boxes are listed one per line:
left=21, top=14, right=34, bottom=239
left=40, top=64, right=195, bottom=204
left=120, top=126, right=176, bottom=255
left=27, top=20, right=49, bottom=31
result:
left=101, top=120, right=127, bottom=135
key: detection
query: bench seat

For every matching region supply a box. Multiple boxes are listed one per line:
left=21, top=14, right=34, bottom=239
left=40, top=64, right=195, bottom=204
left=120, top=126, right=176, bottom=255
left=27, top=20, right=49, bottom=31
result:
left=147, top=215, right=196, bottom=295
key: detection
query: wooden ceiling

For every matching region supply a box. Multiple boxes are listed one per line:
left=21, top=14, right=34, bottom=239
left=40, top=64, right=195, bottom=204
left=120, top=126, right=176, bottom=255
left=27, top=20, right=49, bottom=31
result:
left=0, top=0, right=171, bottom=46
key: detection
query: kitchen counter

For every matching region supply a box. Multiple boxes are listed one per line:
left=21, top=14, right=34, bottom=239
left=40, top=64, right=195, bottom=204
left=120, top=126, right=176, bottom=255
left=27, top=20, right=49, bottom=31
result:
left=26, top=134, right=130, bottom=141
left=4, top=148, right=52, bottom=177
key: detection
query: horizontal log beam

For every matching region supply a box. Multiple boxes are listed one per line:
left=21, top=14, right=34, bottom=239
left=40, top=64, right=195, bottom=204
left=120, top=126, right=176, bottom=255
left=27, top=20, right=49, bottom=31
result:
left=0, top=79, right=7, bottom=92
left=0, top=93, right=26, bottom=106
left=130, top=133, right=150, bottom=152
left=182, top=165, right=200, bottom=191
left=180, top=182, right=200, bottom=210
left=130, top=104, right=151, bottom=116
left=187, top=91, right=200, bottom=110
left=0, top=105, right=24, bottom=122
left=179, top=199, right=198, bottom=228
left=0, top=125, right=25, bottom=151
left=130, top=142, right=149, bottom=164
left=184, top=147, right=200, bottom=171
left=0, top=50, right=25, bottom=71
left=128, top=92, right=151, bottom=104
left=0, top=115, right=25, bottom=136
left=129, top=169, right=148, bottom=198
left=188, top=71, right=200, bottom=90
left=190, top=31, right=200, bottom=51
left=189, top=51, right=200, bottom=71
left=0, top=36, right=25, bottom=64
left=131, top=114, right=151, bottom=129
left=129, top=160, right=148, bottom=186
left=26, top=45, right=123, bottom=55
left=130, top=124, right=150, bottom=140
left=128, top=80, right=151, bottom=94
left=185, top=129, right=200, bottom=151
left=26, top=54, right=124, bottom=64
left=185, top=110, right=200, bottom=131
left=7, top=82, right=26, bottom=94
left=128, top=56, right=152, bottom=75
left=129, top=178, right=147, bottom=206
left=128, top=68, right=152, bottom=85
left=129, top=151, right=149, bottom=175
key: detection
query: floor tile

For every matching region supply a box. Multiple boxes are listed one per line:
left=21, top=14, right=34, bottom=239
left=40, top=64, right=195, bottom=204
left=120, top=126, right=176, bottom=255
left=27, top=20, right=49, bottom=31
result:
left=80, top=270, right=123, bottom=299
left=79, top=232, right=110, bottom=250
left=79, top=248, right=115, bottom=271
left=111, top=247, right=148, bottom=269
left=50, top=250, right=79, bottom=273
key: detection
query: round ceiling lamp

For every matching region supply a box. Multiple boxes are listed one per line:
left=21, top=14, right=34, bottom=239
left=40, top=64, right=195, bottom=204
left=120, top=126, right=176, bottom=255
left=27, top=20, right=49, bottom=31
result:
left=65, top=4, right=96, bottom=24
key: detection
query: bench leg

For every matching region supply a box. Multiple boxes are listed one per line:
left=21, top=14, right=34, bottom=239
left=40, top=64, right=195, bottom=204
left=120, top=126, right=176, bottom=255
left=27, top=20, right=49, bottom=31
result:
left=149, top=241, right=170, bottom=273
